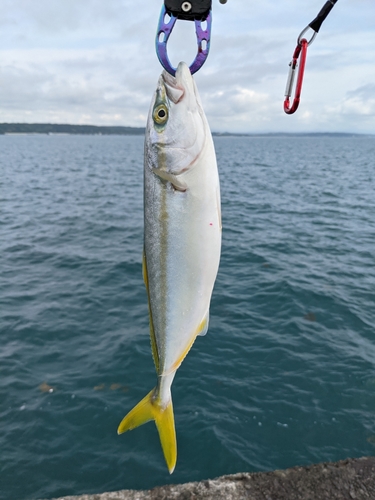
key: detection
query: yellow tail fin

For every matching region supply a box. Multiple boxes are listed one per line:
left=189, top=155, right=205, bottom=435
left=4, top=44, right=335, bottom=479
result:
left=117, top=389, right=177, bottom=474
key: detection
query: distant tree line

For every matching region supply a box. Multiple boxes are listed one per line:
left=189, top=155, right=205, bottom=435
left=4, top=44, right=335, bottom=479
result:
left=0, top=123, right=146, bottom=135
left=0, top=123, right=362, bottom=137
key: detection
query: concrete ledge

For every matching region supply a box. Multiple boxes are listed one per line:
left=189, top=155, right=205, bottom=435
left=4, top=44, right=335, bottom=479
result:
left=53, top=456, right=375, bottom=500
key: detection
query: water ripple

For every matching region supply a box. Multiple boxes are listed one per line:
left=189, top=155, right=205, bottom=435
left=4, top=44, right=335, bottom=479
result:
left=1, top=135, right=375, bottom=499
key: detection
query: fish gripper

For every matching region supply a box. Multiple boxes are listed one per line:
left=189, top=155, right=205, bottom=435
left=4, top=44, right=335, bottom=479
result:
left=155, top=1, right=212, bottom=76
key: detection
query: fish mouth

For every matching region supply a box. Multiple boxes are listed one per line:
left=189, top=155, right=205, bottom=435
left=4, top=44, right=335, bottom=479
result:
left=162, top=62, right=196, bottom=104
left=162, top=71, right=185, bottom=104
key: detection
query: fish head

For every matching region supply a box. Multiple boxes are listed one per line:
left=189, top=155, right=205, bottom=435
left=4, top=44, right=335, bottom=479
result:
left=146, top=61, right=206, bottom=175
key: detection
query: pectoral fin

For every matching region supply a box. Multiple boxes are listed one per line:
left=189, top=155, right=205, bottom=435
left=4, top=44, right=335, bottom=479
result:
left=152, top=168, right=187, bottom=192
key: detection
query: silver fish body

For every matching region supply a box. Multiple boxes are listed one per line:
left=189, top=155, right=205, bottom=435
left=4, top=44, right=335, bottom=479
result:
left=118, top=62, right=221, bottom=473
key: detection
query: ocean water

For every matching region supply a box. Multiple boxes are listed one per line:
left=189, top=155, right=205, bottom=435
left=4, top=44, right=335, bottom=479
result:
left=1, top=134, right=375, bottom=500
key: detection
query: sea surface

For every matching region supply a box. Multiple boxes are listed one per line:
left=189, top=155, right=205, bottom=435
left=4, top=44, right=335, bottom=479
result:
left=1, top=134, right=375, bottom=500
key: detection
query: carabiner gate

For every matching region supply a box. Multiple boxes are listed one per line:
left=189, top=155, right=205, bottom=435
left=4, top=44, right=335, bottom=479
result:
left=284, top=0, right=338, bottom=115
left=155, top=3, right=212, bottom=76
left=284, top=38, right=308, bottom=115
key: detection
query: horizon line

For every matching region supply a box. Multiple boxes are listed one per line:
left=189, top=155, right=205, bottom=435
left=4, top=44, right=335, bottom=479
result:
left=0, top=123, right=373, bottom=137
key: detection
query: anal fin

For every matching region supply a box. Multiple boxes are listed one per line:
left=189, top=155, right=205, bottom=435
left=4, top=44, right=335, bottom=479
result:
left=197, top=311, right=209, bottom=337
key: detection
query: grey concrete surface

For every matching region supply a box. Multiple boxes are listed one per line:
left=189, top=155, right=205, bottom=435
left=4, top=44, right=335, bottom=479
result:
left=52, top=456, right=375, bottom=500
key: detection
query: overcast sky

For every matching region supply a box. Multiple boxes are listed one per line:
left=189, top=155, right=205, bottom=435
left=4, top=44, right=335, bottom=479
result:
left=0, top=0, right=374, bottom=133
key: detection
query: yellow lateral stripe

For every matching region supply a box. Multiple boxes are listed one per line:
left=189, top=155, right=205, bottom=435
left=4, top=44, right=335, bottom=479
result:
left=143, top=251, right=160, bottom=372
left=142, top=248, right=148, bottom=288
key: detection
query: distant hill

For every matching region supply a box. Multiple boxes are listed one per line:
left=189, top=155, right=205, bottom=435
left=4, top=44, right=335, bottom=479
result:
left=0, top=123, right=145, bottom=135
left=0, top=123, right=368, bottom=137
left=212, top=131, right=365, bottom=137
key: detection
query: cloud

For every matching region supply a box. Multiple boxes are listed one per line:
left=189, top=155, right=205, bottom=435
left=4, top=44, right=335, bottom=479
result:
left=0, top=0, right=374, bottom=133
left=0, top=45, right=159, bottom=125
left=1, top=0, right=150, bottom=34
left=200, top=86, right=272, bottom=132
left=348, top=84, right=375, bottom=103
left=326, top=84, right=375, bottom=118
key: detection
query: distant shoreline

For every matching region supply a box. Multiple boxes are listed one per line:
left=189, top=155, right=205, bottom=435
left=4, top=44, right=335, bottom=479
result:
left=0, top=123, right=145, bottom=136
left=0, top=123, right=371, bottom=137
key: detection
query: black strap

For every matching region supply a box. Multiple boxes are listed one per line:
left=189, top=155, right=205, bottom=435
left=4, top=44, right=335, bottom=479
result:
left=309, top=0, right=338, bottom=33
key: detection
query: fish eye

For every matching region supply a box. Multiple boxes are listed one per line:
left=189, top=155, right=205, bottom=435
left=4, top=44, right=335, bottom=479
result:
left=153, top=104, right=168, bottom=125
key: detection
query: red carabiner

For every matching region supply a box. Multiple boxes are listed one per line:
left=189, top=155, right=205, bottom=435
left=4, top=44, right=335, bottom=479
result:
left=284, top=38, right=308, bottom=115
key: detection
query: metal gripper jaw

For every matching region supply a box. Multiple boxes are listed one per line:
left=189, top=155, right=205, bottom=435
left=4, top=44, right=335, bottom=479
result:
left=155, top=0, right=213, bottom=76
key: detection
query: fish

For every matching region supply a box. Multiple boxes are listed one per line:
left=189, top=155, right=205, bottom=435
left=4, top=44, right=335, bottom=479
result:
left=117, top=61, right=221, bottom=473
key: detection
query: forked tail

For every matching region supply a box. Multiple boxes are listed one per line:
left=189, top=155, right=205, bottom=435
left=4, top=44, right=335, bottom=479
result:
left=117, top=388, right=177, bottom=474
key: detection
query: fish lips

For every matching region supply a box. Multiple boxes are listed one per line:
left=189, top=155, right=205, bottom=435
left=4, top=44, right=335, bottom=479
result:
left=162, top=62, right=197, bottom=106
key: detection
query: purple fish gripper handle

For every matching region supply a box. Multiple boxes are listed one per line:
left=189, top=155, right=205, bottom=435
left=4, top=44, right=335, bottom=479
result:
left=155, top=5, right=212, bottom=77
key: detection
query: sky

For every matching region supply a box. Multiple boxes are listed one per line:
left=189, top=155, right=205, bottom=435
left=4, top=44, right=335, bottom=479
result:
left=0, top=0, right=374, bottom=133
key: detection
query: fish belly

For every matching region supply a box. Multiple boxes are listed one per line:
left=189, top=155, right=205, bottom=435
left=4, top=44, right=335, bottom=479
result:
left=144, top=136, right=221, bottom=376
